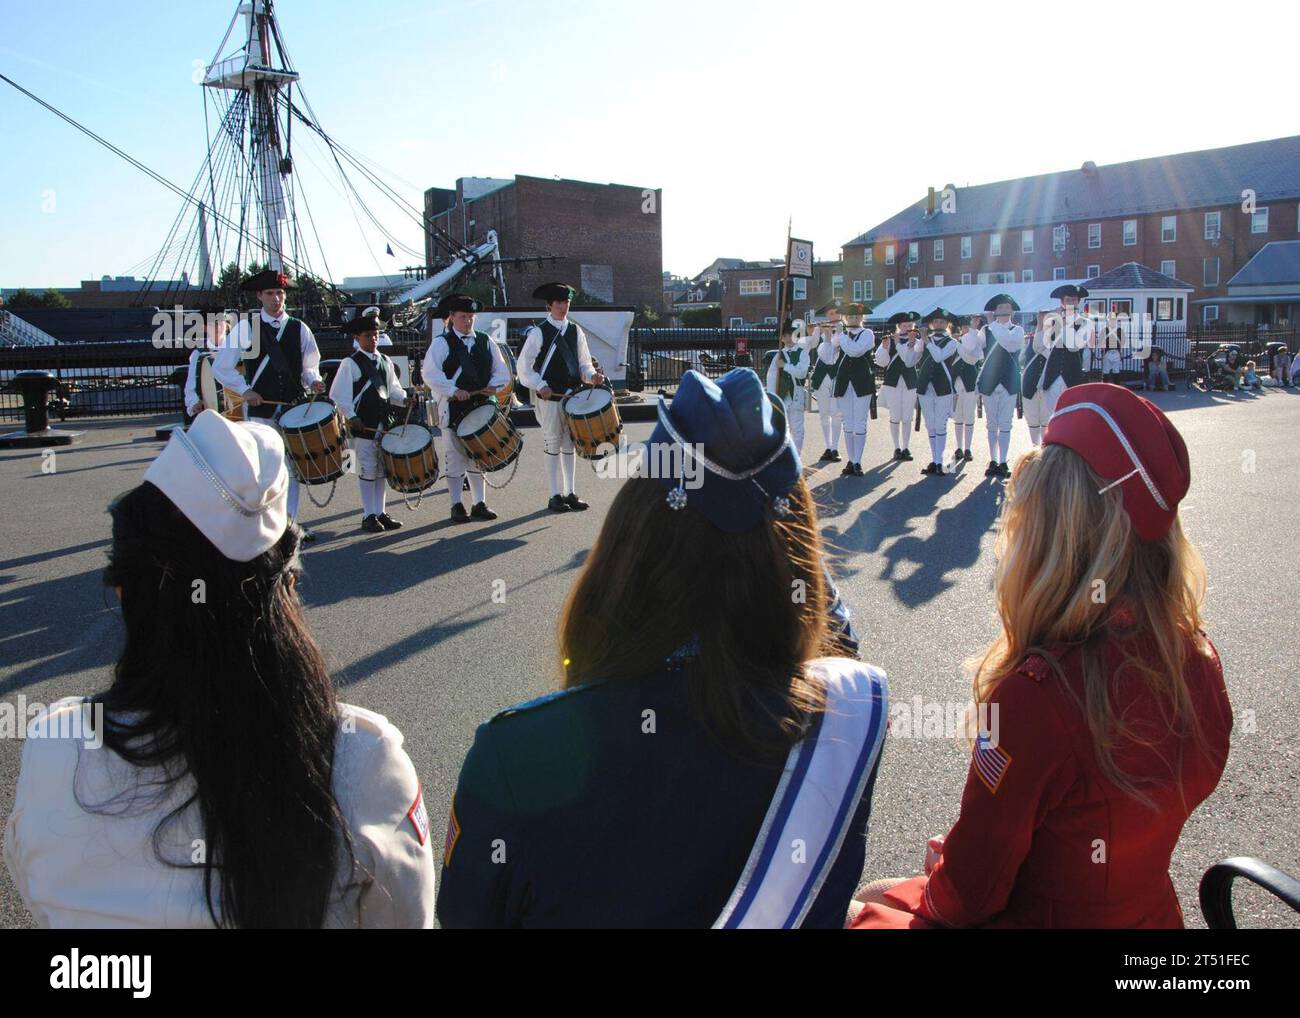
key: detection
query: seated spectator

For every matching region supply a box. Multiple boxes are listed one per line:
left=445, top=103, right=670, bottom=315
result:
left=1243, top=360, right=1263, bottom=390
left=4, top=412, right=436, bottom=928
left=1146, top=347, right=1170, bottom=391
left=850, top=383, right=1231, bottom=929
left=1271, top=346, right=1293, bottom=387
left=437, top=368, right=887, bottom=928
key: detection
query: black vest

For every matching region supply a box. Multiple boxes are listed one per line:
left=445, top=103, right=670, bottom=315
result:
left=977, top=325, right=1021, bottom=397
left=350, top=350, right=396, bottom=428
left=833, top=330, right=876, bottom=398
left=915, top=335, right=955, bottom=397
left=249, top=316, right=304, bottom=419
left=442, top=330, right=494, bottom=393
left=534, top=320, right=581, bottom=392
left=881, top=335, right=918, bottom=389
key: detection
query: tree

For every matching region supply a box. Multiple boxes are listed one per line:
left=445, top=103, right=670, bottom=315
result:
left=4, top=288, right=70, bottom=309
left=633, top=303, right=661, bottom=328
left=681, top=306, right=721, bottom=328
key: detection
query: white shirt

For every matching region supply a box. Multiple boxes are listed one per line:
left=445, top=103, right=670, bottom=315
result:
left=421, top=329, right=510, bottom=403
left=214, top=309, right=321, bottom=395
left=874, top=331, right=923, bottom=370
left=183, top=348, right=204, bottom=415
left=838, top=327, right=875, bottom=358
left=765, top=342, right=810, bottom=397
left=4, top=698, right=436, bottom=929
left=985, top=319, right=1026, bottom=355
left=516, top=316, right=596, bottom=393
left=329, top=348, right=407, bottom=421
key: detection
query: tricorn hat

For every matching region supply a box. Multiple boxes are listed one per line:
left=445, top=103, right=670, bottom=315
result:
left=241, top=269, right=294, bottom=292
left=1051, top=283, right=1088, bottom=300
left=434, top=293, right=481, bottom=316
left=533, top=282, right=577, bottom=303
left=985, top=293, right=1019, bottom=312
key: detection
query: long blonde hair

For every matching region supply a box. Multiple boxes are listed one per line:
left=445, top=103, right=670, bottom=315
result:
left=971, top=444, right=1211, bottom=804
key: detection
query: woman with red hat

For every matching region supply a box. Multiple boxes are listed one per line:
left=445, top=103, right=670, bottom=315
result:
left=849, top=382, right=1233, bottom=929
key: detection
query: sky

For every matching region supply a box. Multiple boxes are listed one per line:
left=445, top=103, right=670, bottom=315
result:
left=2, top=0, right=1297, bottom=288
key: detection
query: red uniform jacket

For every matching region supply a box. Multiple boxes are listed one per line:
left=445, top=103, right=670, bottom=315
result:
left=854, top=632, right=1232, bottom=929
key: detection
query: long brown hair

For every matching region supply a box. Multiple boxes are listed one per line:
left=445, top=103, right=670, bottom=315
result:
left=970, top=444, right=1211, bottom=804
left=558, top=476, right=837, bottom=764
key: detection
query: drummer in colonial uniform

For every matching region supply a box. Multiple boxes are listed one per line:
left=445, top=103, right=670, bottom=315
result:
left=915, top=307, right=958, bottom=475
left=421, top=293, right=511, bottom=524
left=182, top=310, right=234, bottom=424
left=763, top=320, right=810, bottom=461
left=949, top=315, right=983, bottom=464
left=330, top=314, right=408, bottom=533
left=517, top=283, right=605, bottom=512
left=975, top=294, right=1025, bottom=478
left=810, top=304, right=843, bottom=462
left=213, top=269, right=325, bottom=539
left=874, top=311, right=922, bottom=462
left=832, top=302, right=875, bottom=477
left=1023, top=284, right=1092, bottom=446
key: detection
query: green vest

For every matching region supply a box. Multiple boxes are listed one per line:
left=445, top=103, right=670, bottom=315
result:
left=977, top=325, right=1021, bottom=397
left=763, top=346, right=805, bottom=403
left=810, top=353, right=837, bottom=390
left=881, top=335, right=918, bottom=389
left=915, top=335, right=955, bottom=396
left=950, top=341, right=981, bottom=392
left=833, top=331, right=876, bottom=398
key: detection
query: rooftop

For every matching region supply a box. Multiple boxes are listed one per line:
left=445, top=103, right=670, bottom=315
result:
left=1227, top=240, right=1300, bottom=287
left=1084, top=262, right=1194, bottom=291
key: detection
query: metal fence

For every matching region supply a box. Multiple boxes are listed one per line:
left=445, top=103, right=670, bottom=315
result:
left=2, top=324, right=1295, bottom=423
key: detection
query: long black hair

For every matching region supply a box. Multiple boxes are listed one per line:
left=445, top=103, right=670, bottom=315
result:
left=89, top=481, right=350, bottom=928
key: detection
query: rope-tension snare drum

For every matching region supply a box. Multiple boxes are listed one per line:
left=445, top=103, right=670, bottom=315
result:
left=562, top=384, right=622, bottom=460
left=278, top=398, right=347, bottom=484
left=455, top=402, right=523, bottom=472
left=380, top=423, right=439, bottom=493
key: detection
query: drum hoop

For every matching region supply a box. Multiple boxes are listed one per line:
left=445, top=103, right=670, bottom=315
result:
left=280, top=399, right=336, bottom=431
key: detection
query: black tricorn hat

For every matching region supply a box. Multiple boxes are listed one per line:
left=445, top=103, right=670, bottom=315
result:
left=984, top=293, right=1020, bottom=312
left=1051, top=283, right=1088, bottom=300
left=841, top=302, right=869, bottom=316
left=781, top=318, right=796, bottom=335
left=926, top=306, right=955, bottom=323
left=435, top=293, right=481, bottom=316
left=343, top=314, right=386, bottom=335
left=533, top=282, right=576, bottom=303
left=815, top=301, right=840, bottom=315
left=887, top=311, right=921, bottom=325
left=241, top=269, right=294, bottom=292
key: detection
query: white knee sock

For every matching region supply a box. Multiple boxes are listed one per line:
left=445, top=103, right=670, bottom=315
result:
left=830, top=416, right=841, bottom=449
left=998, top=429, right=1011, bottom=463
left=820, top=413, right=833, bottom=447
left=561, top=450, right=577, bottom=495
left=889, top=420, right=900, bottom=449
left=545, top=452, right=562, bottom=497
left=934, top=431, right=947, bottom=462
left=856, top=430, right=867, bottom=462
left=468, top=471, right=486, bottom=505
left=1028, top=425, right=1042, bottom=446
left=287, top=477, right=300, bottom=520
left=963, top=423, right=973, bottom=450
left=359, top=479, right=375, bottom=517
left=448, top=474, right=465, bottom=508
left=987, top=428, right=998, bottom=460
left=370, top=478, right=387, bottom=517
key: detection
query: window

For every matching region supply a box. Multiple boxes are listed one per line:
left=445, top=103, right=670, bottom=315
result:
left=1176, top=298, right=1183, bottom=319
left=1053, top=225, right=1067, bottom=253
left=886, top=244, right=895, bottom=265
left=885, top=278, right=896, bottom=298
left=1205, top=211, right=1220, bottom=240
left=933, top=275, right=944, bottom=287
left=863, top=279, right=873, bottom=301
left=864, top=247, right=873, bottom=266
left=1022, top=230, right=1034, bottom=254
left=908, top=277, right=919, bottom=289
left=1203, top=257, right=1220, bottom=287
left=852, top=280, right=863, bottom=301
left=739, top=278, right=771, bottom=295
left=1161, top=216, right=1176, bottom=242
left=1203, top=305, right=1219, bottom=325
left=979, top=271, right=1014, bottom=284
left=976, top=272, right=991, bottom=284
left=1123, top=220, right=1137, bottom=246
left=1021, top=269, right=1034, bottom=282
left=1087, top=264, right=1100, bottom=278
left=989, top=234, right=1002, bottom=256
left=1088, top=223, right=1101, bottom=249
left=831, top=275, right=843, bottom=299
left=729, top=316, right=743, bottom=328
left=1252, top=207, right=1269, bottom=234
left=961, top=236, right=972, bottom=259
left=908, top=241, right=919, bottom=264
left=1160, top=259, right=1176, bottom=278
left=763, top=316, right=777, bottom=325
left=792, top=278, right=807, bottom=300
left=961, top=273, right=971, bottom=285
left=933, top=238, right=944, bottom=261
left=1156, top=299, right=1174, bottom=321
left=1053, top=267, right=1067, bottom=280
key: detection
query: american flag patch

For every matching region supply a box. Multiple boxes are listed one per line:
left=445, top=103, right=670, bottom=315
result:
left=407, top=783, right=429, bottom=846
left=973, top=734, right=1012, bottom=794
left=443, top=795, right=461, bottom=867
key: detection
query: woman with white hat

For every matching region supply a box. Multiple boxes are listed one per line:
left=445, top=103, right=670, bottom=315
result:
left=4, top=412, right=436, bottom=928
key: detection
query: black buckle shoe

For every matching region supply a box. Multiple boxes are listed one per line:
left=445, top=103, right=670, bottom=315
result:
left=361, top=514, right=384, bottom=533
left=377, top=513, right=403, bottom=531
left=900, top=449, right=914, bottom=461
left=547, top=494, right=571, bottom=512
left=985, top=460, right=997, bottom=477
left=470, top=502, right=498, bottom=520
left=819, top=449, right=833, bottom=462
left=450, top=503, right=470, bottom=523
left=998, top=462, right=1011, bottom=478
left=852, top=463, right=863, bottom=476
left=564, top=492, right=589, bottom=511
left=840, top=463, right=855, bottom=477
left=830, top=450, right=842, bottom=461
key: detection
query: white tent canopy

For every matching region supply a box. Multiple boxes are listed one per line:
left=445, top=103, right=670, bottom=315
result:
left=864, top=280, right=1089, bottom=322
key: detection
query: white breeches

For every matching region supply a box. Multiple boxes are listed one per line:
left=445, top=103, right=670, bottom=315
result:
left=353, top=436, right=383, bottom=482
left=952, top=385, right=979, bottom=427
left=878, top=381, right=917, bottom=423
left=919, top=392, right=954, bottom=437
left=534, top=398, right=574, bottom=455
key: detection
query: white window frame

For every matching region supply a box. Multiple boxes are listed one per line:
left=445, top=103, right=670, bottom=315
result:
left=908, top=241, right=919, bottom=265
left=852, top=280, right=863, bottom=301
left=831, top=275, right=844, bottom=299
left=1252, top=207, right=1269, bottom=234
left=1022, top=230, right=1034, bottom=254
left=933, top=275, right=944, bottom=287
left=1203, top=257, right=1220, bottom=287
left=885, top=278, right=896, bottom=298
left=933, top=238, right=944, bottom=261
left=960, top=236, right=972, bottom=259
left=1160, top=259, right=1176, bottom=278
left=1123, top=220, right=1137, bottom=246
left=729, top=316, right=743, bottom=328
left=738, top=278, right=771, bottom=296
left=863, top=279, right=873, bottom=301
left=1053, top=267, right=1067, bottom=280
left=763, top=316, right=778, bottom=326
left=1205, top=211, right=1221, bottom=240
left=1053, top=225, right=1067, bottom=253
left=1088, top=223, right=1101, bottom=249
left=864, top=247, right=873, bottom=266
left=961, top=272, right=972, bottom=285
left=1087, top=264, right=1101, bottom=279
left=885, top=244, right=896, bottom=265
left=908, top=277, right=919, bottom=289
left=1202, top=305, right=1219, bottom=324
left=792, top=278, right=807, bottom=300
left=1161, top=216, right=1176, bottom=243
left=1021, top=269, right=1034, bottom=282
left=989, top=234, right=1002, bottom=257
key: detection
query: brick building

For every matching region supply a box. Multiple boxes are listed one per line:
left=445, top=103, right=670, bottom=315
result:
left=719, top=259, right=845, bottom=327
left=423, top=175, right=662, bottom=309
left=843, top=135, right=1300, bottom=327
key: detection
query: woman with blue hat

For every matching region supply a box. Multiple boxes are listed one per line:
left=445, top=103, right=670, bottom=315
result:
left=436, top=368, right=889, bottom=928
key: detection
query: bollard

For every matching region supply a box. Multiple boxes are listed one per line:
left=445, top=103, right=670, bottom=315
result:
left=0, top=369, right=82, bottom=448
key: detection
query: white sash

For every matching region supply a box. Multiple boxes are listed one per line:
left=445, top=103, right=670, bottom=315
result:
left=714, top=658, right=889, bottom=929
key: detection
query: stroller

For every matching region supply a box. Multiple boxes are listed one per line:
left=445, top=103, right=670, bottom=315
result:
left=1192, top=343, right=1244, bottom=391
